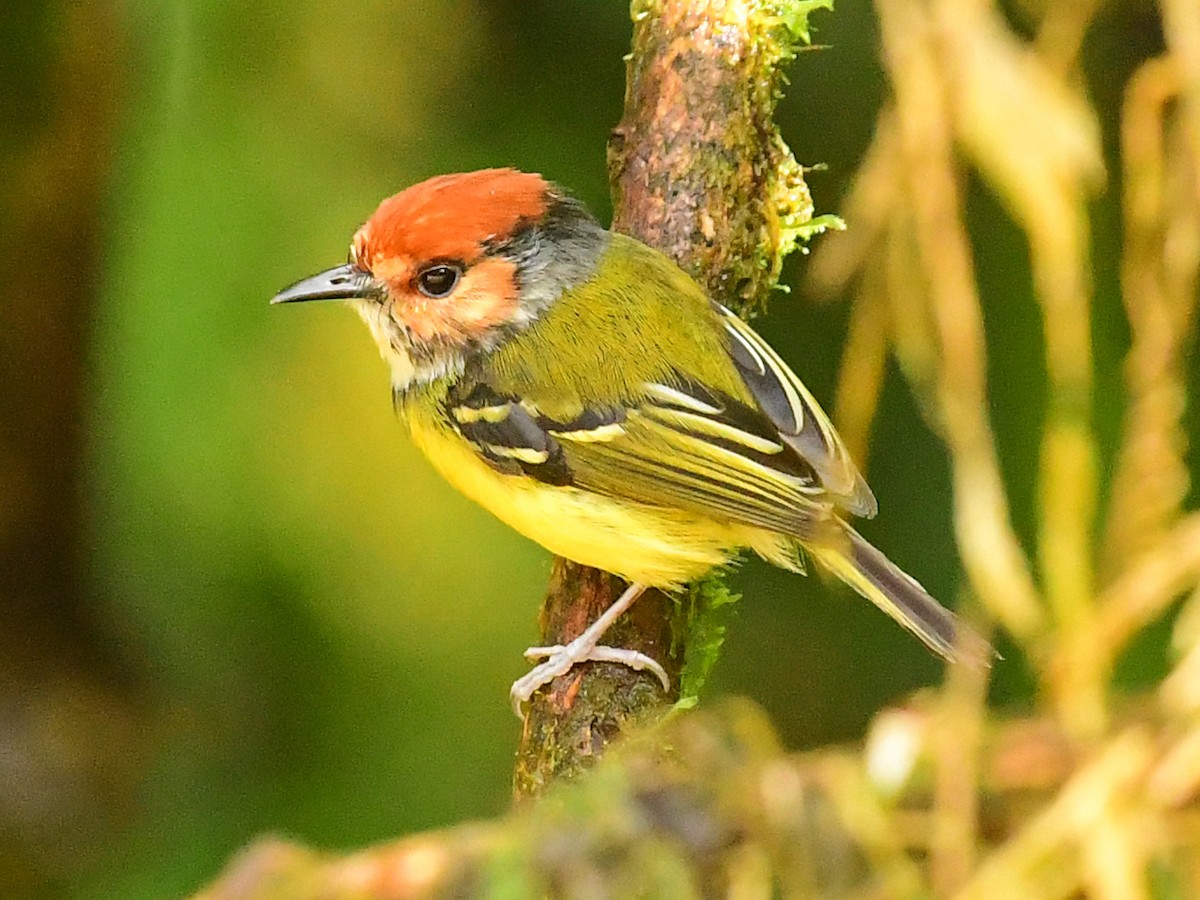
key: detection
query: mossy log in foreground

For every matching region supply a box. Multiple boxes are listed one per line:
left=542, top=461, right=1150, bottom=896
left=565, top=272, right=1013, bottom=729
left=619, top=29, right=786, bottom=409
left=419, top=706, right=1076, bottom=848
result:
left=199, top=697, right=1197, bottom=899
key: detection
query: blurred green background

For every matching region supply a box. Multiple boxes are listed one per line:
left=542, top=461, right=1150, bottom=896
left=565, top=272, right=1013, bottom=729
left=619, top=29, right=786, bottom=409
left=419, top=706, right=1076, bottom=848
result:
left=0, top=1, right=1173, bottom=897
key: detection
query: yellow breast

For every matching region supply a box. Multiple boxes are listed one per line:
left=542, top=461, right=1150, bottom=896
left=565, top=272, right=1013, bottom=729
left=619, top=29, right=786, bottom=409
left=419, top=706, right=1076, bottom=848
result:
left=405, top=409, right=791, bottom=588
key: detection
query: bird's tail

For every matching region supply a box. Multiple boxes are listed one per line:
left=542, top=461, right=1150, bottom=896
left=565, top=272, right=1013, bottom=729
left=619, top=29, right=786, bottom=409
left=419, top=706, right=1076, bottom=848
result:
left=807, top=522, right=992, bottom=667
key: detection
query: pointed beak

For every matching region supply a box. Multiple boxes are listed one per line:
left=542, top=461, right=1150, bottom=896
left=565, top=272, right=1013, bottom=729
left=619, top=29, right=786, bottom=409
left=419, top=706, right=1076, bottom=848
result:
left=271, top=263, right=378, bottom=305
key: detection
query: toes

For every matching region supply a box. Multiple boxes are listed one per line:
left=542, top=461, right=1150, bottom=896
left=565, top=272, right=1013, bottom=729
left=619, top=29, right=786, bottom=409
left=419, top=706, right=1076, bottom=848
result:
left=585, top=648, right=671, bottom=691
left=510, top=658, right=572, bottom=718
left=511, top=644, right=672, bottom=718
left=522, top=645, right=564, bottom=661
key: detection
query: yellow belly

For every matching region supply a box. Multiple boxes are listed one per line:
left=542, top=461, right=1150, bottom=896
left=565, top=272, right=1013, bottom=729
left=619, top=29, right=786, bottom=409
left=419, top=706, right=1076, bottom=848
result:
left=406, top=411, right=796, bottom=588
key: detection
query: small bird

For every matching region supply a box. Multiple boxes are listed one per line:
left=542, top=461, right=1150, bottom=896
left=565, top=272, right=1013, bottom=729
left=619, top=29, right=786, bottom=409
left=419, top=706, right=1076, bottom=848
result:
left=273, top=168, right=987, bottom=714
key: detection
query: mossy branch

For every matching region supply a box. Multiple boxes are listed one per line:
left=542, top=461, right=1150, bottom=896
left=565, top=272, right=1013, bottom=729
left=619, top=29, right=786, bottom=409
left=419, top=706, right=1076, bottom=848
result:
left=514, top=0, right=833, bottom=799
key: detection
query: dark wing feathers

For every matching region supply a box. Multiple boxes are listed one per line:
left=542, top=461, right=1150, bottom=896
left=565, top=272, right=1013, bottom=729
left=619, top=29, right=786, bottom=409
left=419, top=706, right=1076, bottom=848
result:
left=714, top=303, right=878, bottom=518
left=535, top=406, right=628, bottom=437
left=447, top=383, right=572, bottom=485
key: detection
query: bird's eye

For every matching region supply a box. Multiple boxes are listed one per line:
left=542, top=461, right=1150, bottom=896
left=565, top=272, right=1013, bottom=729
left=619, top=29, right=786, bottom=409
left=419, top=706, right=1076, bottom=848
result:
left=417, top=264, right=463, bottom=299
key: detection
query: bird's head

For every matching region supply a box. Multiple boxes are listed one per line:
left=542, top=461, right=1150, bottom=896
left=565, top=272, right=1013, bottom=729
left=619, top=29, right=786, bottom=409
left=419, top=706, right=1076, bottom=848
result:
left=272, top=169, right=608, bottom=391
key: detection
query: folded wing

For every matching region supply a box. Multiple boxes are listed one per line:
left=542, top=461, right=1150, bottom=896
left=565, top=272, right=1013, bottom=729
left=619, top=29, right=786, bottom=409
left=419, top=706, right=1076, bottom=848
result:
left=445, top=370, right=841, bottom=539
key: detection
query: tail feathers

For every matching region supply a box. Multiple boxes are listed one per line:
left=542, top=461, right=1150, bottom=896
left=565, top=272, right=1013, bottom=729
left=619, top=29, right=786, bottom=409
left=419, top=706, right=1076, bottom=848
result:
left=808, top=523, right=993, bottom=668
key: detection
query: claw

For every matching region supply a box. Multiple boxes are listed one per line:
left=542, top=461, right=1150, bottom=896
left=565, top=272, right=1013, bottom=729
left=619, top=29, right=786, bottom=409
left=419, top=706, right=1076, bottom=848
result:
left=510, top=582, right=667, bottom=717
left=510, top=642, right=670, bottom=717
left=523, top=644, right=670, bottom=688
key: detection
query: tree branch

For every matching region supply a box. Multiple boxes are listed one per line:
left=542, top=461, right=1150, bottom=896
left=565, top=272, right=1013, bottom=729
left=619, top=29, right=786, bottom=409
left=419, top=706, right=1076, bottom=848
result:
left=514, top=0, right=828, bottom=799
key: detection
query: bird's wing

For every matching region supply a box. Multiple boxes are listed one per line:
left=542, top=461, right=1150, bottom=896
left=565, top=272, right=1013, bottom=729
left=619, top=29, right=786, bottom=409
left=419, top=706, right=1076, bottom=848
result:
left=443, top=373, right=837, bottom=538
left=713, top=303, right=877, bottom=518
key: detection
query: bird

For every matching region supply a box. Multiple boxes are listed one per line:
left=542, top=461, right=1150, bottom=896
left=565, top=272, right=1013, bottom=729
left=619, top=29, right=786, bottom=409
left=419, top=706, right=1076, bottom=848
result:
left=272, top=168, right=988, bottom=715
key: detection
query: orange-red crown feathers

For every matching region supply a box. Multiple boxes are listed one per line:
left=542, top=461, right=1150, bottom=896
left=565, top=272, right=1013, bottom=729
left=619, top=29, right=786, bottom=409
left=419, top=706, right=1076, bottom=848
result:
left=353, top=169, right=551, bottom=270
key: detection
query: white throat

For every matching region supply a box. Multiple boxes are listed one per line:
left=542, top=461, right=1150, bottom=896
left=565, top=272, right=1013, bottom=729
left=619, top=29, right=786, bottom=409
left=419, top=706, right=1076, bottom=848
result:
left=353, top=298, right=463, bottom=393
left=354, top=298, right=415, bottom=391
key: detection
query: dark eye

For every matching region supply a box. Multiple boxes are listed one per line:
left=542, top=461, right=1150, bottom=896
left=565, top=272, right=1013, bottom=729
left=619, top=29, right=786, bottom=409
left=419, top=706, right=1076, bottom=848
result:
left=417, top=264, right=462, bottom=299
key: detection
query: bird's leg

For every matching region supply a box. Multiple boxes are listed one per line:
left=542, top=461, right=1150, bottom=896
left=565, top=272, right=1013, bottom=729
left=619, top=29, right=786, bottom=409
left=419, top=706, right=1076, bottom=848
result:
left=510, top=582, right=669, bottom=716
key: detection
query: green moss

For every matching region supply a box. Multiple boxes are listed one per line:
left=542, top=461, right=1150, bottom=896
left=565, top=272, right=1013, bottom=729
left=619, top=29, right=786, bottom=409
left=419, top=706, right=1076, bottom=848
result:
left=674, top=574, right=742, bottom=709
left=776, top=0, right=836, bottom=44
left=743, top=0, right=840, bottom=311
